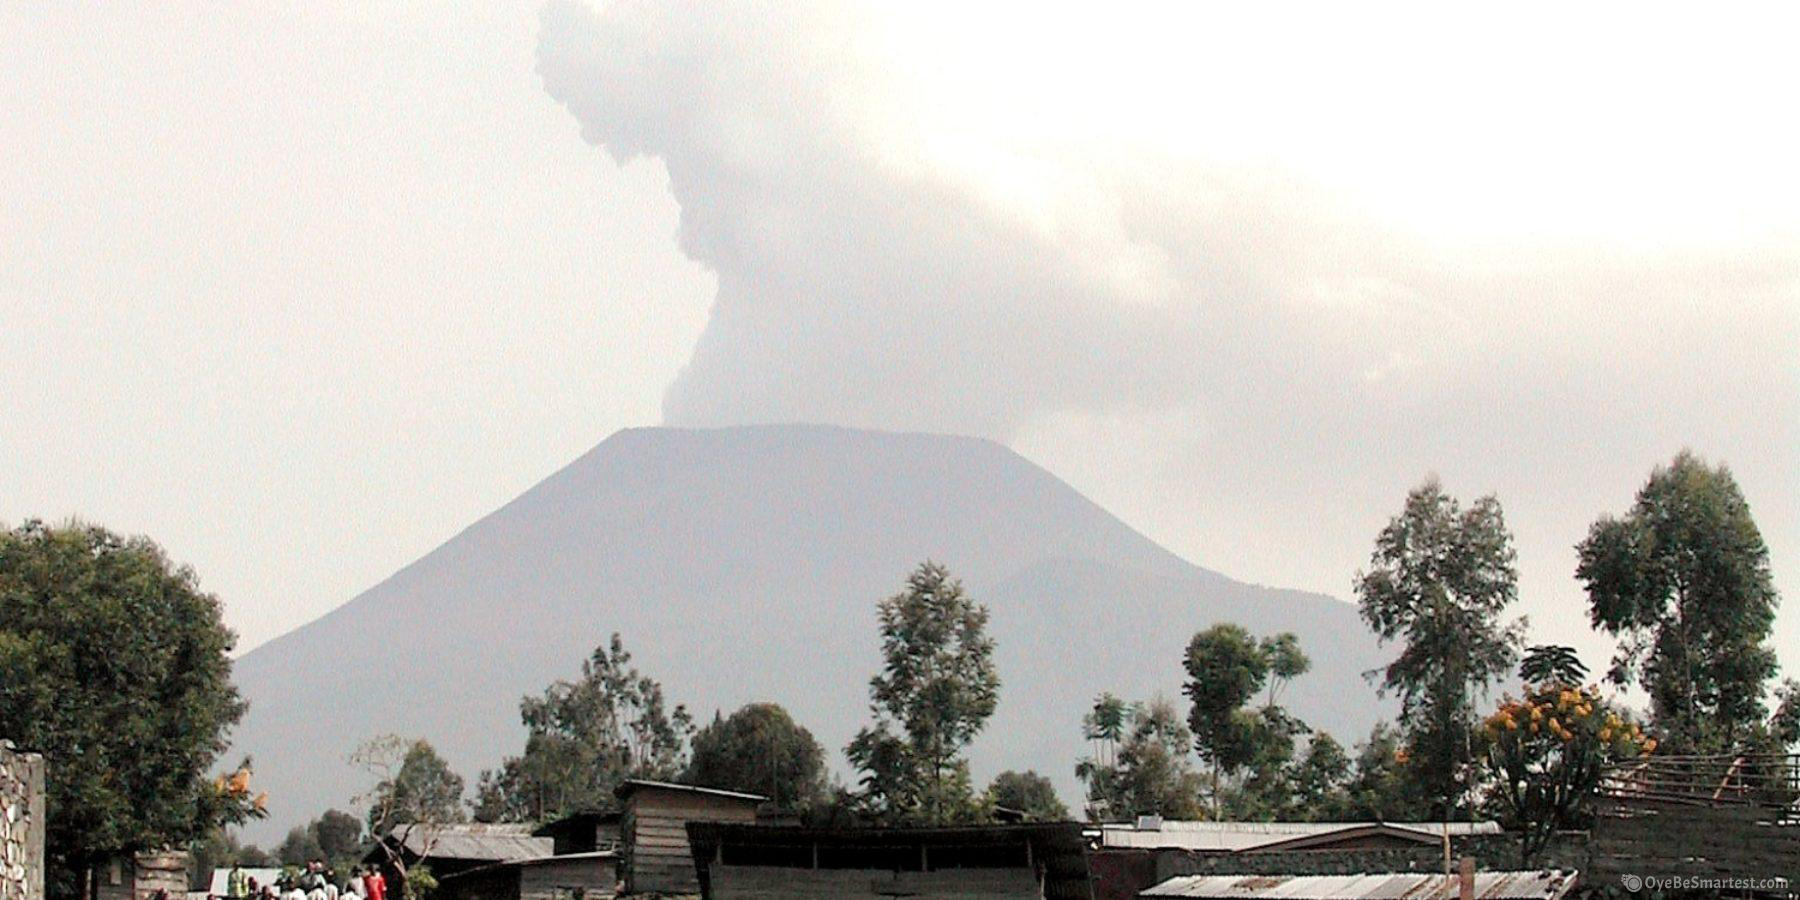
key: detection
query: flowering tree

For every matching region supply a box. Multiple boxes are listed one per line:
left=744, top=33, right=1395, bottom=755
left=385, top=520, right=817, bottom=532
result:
left=1480, top=683, right=1654, bottom=863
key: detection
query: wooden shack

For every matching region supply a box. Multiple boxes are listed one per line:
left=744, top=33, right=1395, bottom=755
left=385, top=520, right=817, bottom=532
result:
left=533, top=811, right=623, bottom=856
left=615, top=780, right=764, bottom=896
left=92, top=851, right=187, bottom=900
left=684, top=822, right=1094, bottom=900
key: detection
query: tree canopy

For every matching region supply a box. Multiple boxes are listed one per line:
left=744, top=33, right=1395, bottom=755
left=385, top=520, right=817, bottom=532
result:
left=1577, top=451, right=1780, bottom=753
left=983, top=770, right=1068, bottom=821
left=1356, top=481, right=1524, bottom=817
left=0, top=520, right=259, bottom=895
left=684, top=703, right=826, bottom=814
left=1076, top=696, right=1205, bottom=821
left=355, top=736, right=466, bottom=833
left=846, top=562, right=999, bottom=825
left=473, top=634, right=694, bottom=822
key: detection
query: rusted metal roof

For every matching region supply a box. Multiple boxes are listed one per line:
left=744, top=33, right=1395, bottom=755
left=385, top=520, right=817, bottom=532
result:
left=1097, top=821, right=1502, bottom=852
left=1140, top=870, right=1579, bottom=900
left=380, top=823, right=553, bottom=862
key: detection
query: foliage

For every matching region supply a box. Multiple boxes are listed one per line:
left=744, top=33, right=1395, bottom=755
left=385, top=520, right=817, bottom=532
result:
left=473, top=634, right=695, bottom=822
left=1182, top=625, right=1316, bottom=818
left=1576, top=451, right=1780, bottom=753
left=983, top=770, right=1069, bottom=821
left=1356, top=480, right=1524, bottom=817
left=684, top=703, right=827, bottom=813
left=1772, top=680, right=1800, bottom=749
left=357, top=738, right=466, bottom=831
left=846, top=562, right=1000, bottom=825
left=276, top=809, right=364, bottom=870
left=0, top=520, right=259, bottom=897
left=1519, top=645, right=1588, bottom=688
left=1076, top=697, right=1205, bottom=821
left=1480, top=682, right=1653, bottom=863
left=1081, top=693, right=1130, bottom=772
left=187, top=829, right=275, bottom=891
left=1334, top=722, right=1428, bottom=820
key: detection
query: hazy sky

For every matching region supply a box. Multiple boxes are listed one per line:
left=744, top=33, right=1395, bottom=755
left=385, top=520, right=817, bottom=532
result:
left=5, top=3, right=1798, bottom=683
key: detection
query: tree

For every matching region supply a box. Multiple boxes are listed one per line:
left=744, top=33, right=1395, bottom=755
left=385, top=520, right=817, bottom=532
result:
left=1480, top=681, right=1652, bottom=863
left=1577, top=452, right=1781, bottom=753
left=846, top=562, right=1000, bottom=825
left=1287, top=733, right=1353, bottom=820
left=1519, top=645, right=1588, bottom=688
left=983, top=771, right=1069, bottom=821
left=0, top=521, right=263, bottom=898
left=1081, top=694, right=1130, bottom=772
left=1076, top=697, right=1205, bottom=821
left=473, top=634, right=694, bottom=822
left=1182, top=625, right=1313, bottom=818
left=1356, top=481, right=1524, bottom=817
left=354, top=736, right=465, bottom=899
left=684, top=703, right=826, bottom=814
left=1337, top=722, right=1425, bottom=820
left=275, top=809, right=364, bottom=871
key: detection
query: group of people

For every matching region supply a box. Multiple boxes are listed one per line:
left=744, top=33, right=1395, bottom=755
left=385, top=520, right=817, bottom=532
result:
left=225, top=860, right=388, bottom=900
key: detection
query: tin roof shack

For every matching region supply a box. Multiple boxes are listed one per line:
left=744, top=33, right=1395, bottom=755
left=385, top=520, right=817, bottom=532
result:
left=615, top=781, right=764, bottom=896
left=1140, top=870, right=1578, bottom=900
left=435, top=851, right=620, bottom=900
left=685, top=822, right=1094, bottom=900
left=366, top=823, right=554, bottom=892
left=1088, top=821, right=1507, bottom=900
left=533, top=812, right=623, bottom=856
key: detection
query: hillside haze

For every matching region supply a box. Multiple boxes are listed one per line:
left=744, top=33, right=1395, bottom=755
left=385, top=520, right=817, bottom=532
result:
left=231, top=424, right=1389, bottom=840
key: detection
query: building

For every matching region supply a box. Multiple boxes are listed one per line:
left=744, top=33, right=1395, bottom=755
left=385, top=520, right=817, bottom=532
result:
left=1095, top=820, right=1502, bottom=854
left=365, top=823, right=554, bottom=890
left=685, top=821, right=1094, bottom=900
left=532, top=812, right=623, bottom=856
left=1140, top=870, right=1579, bottom=900
left=434, top=851, right=619, bottom=900
left=614, top=780, right=765, bottom=896
left=92, top=851, right=188, bottom=900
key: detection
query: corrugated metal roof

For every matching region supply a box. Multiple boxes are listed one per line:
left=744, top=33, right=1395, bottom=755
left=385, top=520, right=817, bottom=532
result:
left=1141, top=870, right=1578, bottom=900
left=1098, top=821, right=1502, bottom=852
left=385, top=823, right=553, bottom=861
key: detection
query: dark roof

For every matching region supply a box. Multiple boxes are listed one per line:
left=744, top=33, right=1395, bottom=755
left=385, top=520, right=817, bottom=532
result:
left=685, top=822, right=1092, bottom=900
left=530, top=810, right=622, bottom=839
left=371, top=824, right=553, bottom=863
left=613, top=779, right=766, bottom=803
left=435, top=850, right=618, bottom=885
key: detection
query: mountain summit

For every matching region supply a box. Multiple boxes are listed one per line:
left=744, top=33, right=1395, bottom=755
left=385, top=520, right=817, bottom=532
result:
left=231, top=424, right=1387, bottom=838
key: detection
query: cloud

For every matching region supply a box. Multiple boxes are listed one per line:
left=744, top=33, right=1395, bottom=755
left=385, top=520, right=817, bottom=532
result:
left=536, top=0, right=1800, bottom=666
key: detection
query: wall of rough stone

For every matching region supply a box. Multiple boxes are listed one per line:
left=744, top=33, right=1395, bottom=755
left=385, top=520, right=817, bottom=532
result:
left=1, top=741, right=47, bottom=900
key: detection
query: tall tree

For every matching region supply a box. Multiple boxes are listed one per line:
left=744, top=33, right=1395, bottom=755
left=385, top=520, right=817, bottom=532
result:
left=983, top=771, right=1069, bottom=821
left=473, top=634, right=694, bottom=821
left=1183, top=625, right=1312, bottom=818
left=845, top=562, right=1000, bottom=825
left=684, top=703, right=826, bottom=814
left=1577, top=451, right=1780, bottom=753
left=0, top=521, right=263, bottom=898
left=1356, top=480, right=1524, bottom=818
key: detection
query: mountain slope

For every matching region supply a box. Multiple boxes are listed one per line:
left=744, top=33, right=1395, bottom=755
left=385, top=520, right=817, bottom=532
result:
left=230, top=424, right=1388, bottom=840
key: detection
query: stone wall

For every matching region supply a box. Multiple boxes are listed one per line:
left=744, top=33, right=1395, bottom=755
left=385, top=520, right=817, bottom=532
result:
left=1, top=741, right=47, bottom=900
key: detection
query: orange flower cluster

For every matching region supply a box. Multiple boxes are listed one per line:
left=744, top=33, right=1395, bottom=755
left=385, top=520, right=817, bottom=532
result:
left=1483, top=684, right=1655, bottom=756
left=213, top=766, right=269, bottom=813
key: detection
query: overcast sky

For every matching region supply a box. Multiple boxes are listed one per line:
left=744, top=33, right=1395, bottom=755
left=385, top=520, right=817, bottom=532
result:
left=4, top=2, right=1797, bottom=681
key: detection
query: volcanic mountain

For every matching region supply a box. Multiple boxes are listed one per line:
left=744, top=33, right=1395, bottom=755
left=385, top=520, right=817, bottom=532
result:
left=230, top=424, right=1389, bottom=840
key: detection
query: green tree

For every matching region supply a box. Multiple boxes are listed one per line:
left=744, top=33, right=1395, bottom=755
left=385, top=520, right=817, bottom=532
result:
left=0, top=521, right=262, bottom=898
left=1519, top=645, right=1588, bottom=688
left=1076, top=697, right=1205, bottom=821
left=354, top=737, right=465, bottom=900
left=1356, top=480, right=1524, bottom=818
left=1337, top=722, right=1425, bottom=820
left=983, top=770, right=1068, bottom=821
left=846, top=562, right=1000, bottom=825
left=1576, top=452, right=1781, bottom=753
left=473, top=634, right=694, bottom=821
left=1081, top=694, right=1130, bottom=772
left=684, top=703, right=826, bottom=814
left=1182, top=625, right=1313, bottom=818
left=1286, top=733, right=1353, bottom=820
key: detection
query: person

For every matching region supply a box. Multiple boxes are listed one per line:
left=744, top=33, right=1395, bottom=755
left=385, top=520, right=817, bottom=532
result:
left=323, top=869, right=339, bottom=900
left=341, top=868, right=363, bottom=899
left=228, top=864, right=249, bottom=900
left=363, top=867, right=386, bottom=900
